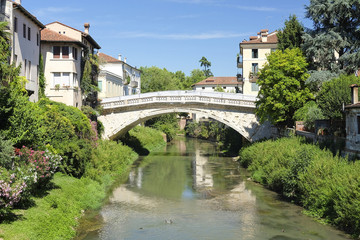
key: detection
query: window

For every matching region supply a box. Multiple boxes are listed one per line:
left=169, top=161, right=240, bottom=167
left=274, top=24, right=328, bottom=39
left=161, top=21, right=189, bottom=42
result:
left=53, top=46, right=60, bottom=58
left=98, top=81, right=102, bottom=91
left=14, top=54, right=17, bottom=65
left=23, top=24, right=26, bottom=38
left=53, top=72, right=71, bottom=87
left=72, top=47, right=78, bottom=60
left=358, top=116, right=360, bottom=134
left=212, top=87, right=215, bottom=89
left=202, top=87, right=205, bottom=89
left=251, top=82, right=259, bottom=91
left=53, top=46, right=70, bottom=59
left=252, top=49, right=258, bottom=58
left=24, top=59, right=27, bottom=77
left=252, top=63, right=259, bottom=74
left=73, top=73, right=77, bottom=87
left=37, top=33, right=39, bottom=46
left=0, top=0, right=5, bottom=14
left=223, top=86, right=226, bottom=89
left=62, top=46, right=69, bottom=58
left=14, top=17, right=17, bottom=33
left=28, top=27, right=31, bottom=41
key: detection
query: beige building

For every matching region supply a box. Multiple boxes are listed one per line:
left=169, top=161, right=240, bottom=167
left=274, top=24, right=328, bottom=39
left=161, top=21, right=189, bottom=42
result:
left=192, top=77, right=242, bottom=93
left=97, top=52, right=141, bottom=99
left=41, top=22, right=101, bottom=108
left=1, top=0, right=45, bottom=102
left=237, top=29, right=278, bottom=96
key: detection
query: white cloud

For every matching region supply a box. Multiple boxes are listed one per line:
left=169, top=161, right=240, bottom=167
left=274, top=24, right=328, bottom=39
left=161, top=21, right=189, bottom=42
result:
left=111, top=31, right=249, bottom=40
left=35, top=7, right=83, bottom=16
left=235, top=5, right=278, bottom=12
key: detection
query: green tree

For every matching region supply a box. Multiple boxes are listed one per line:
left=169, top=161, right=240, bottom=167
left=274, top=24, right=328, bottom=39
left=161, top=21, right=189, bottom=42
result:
left=199, top=56, right=213, bottom=77
left=140, top=66, right=178, bottom=93
left=38, top=54, right=46, bottom=98
left=294, top=101, right=325, bottom=129
left=81, top=53, right=100, bottom=107
left=184, top=69, right=206, bottom=89
left=305, top=70, right=339, bottom=95
left=255, top=48, right=312, bottom=128
left=214, top=85, right=224, bottom=92
left=277, top=15, right=304, bottom=51
left=303, top=0, right=360, bottom=73
left=317, top=75, right=360, bottom=120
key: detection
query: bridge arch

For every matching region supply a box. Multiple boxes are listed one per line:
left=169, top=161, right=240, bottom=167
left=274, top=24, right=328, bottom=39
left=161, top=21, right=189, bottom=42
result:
left=98, top=91, right=274, bottom=142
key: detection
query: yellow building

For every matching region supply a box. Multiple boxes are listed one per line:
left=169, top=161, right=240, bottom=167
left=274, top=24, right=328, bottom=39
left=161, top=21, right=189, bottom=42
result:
left=237, top=29, right=278, bottom=96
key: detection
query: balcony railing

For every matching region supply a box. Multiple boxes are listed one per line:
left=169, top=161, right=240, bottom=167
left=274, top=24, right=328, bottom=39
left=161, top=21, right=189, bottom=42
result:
left=130, top=80, right=138, bottom=88
left=237, top=56, right=243, bottom=68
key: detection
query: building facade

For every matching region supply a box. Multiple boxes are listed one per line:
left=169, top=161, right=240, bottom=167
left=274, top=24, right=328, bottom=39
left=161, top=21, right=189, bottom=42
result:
left=1, top=0, right=45, bottom=102
left=237, top=29, right=278, bottom=96
left=192, top=77, right=242, bottom=93
left=98, top=52, right=140, bottom=99
left=345, top=84, right=360, bottom=158
left=41, top=22, right=101, bottom=108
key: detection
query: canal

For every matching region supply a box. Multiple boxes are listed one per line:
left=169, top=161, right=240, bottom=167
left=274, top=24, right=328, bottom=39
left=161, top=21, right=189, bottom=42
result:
left=76, top=138, right=351, bottom=240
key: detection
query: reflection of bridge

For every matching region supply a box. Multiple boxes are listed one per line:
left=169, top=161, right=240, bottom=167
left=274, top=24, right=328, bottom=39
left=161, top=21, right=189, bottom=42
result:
left=98, top=91, right=273, bottom=141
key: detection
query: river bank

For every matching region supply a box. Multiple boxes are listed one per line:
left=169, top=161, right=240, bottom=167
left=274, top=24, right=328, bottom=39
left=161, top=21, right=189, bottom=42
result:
left=0, top=126, right=166, bottom=240
left=239, top=136, right=360, bottom=238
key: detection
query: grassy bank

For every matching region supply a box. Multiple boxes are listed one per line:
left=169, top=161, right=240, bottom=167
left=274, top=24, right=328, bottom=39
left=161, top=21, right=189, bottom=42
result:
left=0, top=127, right=166, bottom=240
left=239, top=137, right=360, bottom=237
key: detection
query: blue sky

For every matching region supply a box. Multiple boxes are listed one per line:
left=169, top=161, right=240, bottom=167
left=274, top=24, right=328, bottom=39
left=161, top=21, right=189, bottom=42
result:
left=24, top=0, right=312, bottom=76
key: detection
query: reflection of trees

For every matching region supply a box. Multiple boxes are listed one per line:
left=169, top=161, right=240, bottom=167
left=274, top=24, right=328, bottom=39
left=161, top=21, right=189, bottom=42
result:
left=139, top=157, right=189, bottom=200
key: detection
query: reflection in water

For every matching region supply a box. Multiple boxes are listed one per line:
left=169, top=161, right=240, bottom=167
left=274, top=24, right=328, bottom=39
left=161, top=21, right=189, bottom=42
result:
left=78, top=138, right=351, bottom=240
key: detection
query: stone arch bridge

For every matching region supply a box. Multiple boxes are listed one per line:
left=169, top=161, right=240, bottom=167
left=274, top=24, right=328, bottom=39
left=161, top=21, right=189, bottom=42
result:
left=98, top=91, right=273, bottom=142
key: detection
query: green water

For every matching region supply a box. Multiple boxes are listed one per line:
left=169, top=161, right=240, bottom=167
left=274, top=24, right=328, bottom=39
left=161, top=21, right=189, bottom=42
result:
left=77, top=138, right=351, bottom=240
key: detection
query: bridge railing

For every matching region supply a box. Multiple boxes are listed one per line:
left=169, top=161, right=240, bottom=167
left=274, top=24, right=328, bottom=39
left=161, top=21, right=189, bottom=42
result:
left=100, top=90, right=257, bottom=109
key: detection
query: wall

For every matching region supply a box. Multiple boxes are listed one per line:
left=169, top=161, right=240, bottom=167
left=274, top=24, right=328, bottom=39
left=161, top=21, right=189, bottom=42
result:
left=345, top=107, right=360, bottom=158
left=98, top=71, right=123, bottom=99
left=193, top=84, right=240, bottom=93
left=12, top=7, right=41, bottom=102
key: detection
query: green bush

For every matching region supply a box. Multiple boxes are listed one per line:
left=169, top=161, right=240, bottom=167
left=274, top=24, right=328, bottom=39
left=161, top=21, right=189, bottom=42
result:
left=239, top=137, right=360, bottom=237
left=85, top=140, right=137, bottom=183
left=126, top=126, right=166, bottom=152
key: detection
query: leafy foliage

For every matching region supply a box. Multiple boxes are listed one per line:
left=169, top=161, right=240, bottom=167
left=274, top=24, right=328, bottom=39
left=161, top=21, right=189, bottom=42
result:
left=38, top=54, right=46, bottom=98
left=239, top=137, right=360, bottom=237
left=303, top=0, right=360, bottom=73
left=146, top=114, right=179, bottom=141
left=306, top=70, right=339, bottom=94
left=317, top=75, right=360, bottom=120
left=199, top=56, right=213, bottom=77
left=81, top=53, right=100, bottom=107
left=255, top=48, right=312, bottom=127
left=277, top=15, right=304, bottom=51
left=294, top=101, right=325, bottom=129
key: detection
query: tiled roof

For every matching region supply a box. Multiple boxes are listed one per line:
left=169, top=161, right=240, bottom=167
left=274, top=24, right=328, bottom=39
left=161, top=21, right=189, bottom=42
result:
left=13, top=2, right=45, bottom=28
left=45, top=21, right=101, bottom=49
left=41, top=28, right=86, bottom=47
left=98, top=52, right=121, bottom=63
left=194, top=77, right=240, bottom=86
left=241, top=31, right=278, bottom=45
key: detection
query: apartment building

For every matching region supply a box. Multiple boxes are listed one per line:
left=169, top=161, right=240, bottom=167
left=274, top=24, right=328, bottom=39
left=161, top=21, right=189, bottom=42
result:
left=237, top=29, right=278, bottom=96
left=41, top=22, right=101, bottom=108
left=1, top=0, right=45, bottom=102
left=98, top=52, right=141, bottom=99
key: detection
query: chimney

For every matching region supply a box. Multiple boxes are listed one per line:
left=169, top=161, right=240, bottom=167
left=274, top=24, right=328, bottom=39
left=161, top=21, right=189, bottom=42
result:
left=350, top=84, right=359, bottom=104
left=124, top=57, right=127, bottom=63
left=118, top=54, right=122, bottom=61
left=14, top=0, right=21, bottom=4
left=84, top=23, right=90, bottom=34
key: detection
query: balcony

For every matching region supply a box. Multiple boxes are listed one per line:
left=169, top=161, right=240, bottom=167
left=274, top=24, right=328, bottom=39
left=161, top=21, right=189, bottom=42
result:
left=236, top=74, right=244, bottom=82
left=130, top=80, right=138, bottom=88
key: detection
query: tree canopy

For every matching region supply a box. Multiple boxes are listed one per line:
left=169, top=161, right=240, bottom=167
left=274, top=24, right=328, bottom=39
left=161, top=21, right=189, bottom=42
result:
left=303, top=0, right=360, bottom=73
left=255, top=48, right=312, bottom=128
left=277, top=15, right=304, bottom=51
left=199, top=56, right=213, bottom=77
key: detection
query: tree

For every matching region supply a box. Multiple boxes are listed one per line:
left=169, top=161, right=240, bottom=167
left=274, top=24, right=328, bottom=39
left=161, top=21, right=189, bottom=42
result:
left=303, top=0, right=360, bottom=73
left=81, top=52, right=100, bottom=107
left=255, top=48, right=312, bottom=128
left=317, top=75, right=360, bottom=120
left=38, top=54, right=46, bottom=98
left=139, top=66, right=178, bottom=93
left=183, top=69, right=206, bottom=89
left=277, top=15, right=304, bottom=51
left=305, top=70, right=339, bottom=95
left=199, top=56, right=213, bottom=77
left=294, top=101, right=325, bottom=130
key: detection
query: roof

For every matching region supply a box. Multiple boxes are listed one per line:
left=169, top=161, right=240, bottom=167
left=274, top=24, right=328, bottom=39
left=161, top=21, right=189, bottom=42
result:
left=241, top=31, right=278, bottom=45
left=13, top=2, right=45, bottom=28
left=40, top=28, right=86, bottom=48
left=98, top=52, right=140, bottom=71
left=193, top=77, right=241, bottom=86
left=98, top=52, right=121, bottom=63
left=45, top=21, right=101, bottom=49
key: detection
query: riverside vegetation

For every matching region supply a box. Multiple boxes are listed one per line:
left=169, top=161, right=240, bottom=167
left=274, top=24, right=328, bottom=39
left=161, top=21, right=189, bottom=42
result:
left=239, top=137, right=360, bottom=238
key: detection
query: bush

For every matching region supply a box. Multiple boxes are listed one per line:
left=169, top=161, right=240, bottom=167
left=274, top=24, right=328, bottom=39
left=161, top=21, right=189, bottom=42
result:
left=239, top=137, right=360, bottom=237
left=126, top=126, right=166, bottom=153
left=294, top=101, right=325, bottom=130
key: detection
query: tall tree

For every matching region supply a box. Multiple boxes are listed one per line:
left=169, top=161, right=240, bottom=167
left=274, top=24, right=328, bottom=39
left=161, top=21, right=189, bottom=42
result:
left=255, top=48, right=312, bottom=128
left=38, top=54, right=46, bottom=98
left=199, top=56, right=213, bottom=77
left=303, top=0, right=360, bottom=73
left=277, top=15, right=304, bottom=51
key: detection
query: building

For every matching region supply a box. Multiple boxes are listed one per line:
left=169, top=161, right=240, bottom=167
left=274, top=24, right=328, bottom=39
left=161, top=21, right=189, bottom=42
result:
left=237, top=29, right=278, bottom=96
left=41, top=22, right=101, bottom=108
left=1, top=0, right=45, bottom=102
left=192, top=76, right=242, bottom=93
left=344, top=84, right=360, bottom=158
left=97, top=52, right=141, bottom=99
